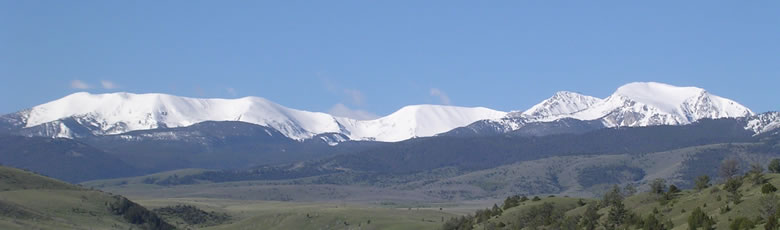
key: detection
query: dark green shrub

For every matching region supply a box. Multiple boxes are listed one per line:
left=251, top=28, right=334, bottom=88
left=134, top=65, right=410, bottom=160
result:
left=763, top=183, right=778, bottom=194
left=729, top=217, right=754, bottom=230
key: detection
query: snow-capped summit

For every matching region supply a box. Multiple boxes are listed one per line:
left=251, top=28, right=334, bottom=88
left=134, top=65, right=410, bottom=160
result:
left=614, top=82, right=752, bottom=121
left=21, top=92, right=343, bottom=140
left=336, top=105, right=506, bottom=142
left=487, top=82, right=754, bottom=133
left=6, top=92, right=506, bottom=142
left=508, top=91, right=602, bottom=119
left=0, top=82, right=761, bottom=141
left=569, top=82, right=754, bottom=127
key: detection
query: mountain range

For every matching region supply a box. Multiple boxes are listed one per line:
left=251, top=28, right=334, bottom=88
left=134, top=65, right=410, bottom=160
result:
left=1, top=81, right=779, bottom=189
left=0, top=92, right=505, bottom=142
left=0, top=82, right=775, bottom=142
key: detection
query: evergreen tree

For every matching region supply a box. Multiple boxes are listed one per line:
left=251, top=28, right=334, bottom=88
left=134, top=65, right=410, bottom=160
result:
left=502, top=195, right=520, bottom=210
left=668, top=184, right=680, bottom=194
left=605, top=201, right=629, bottom=230
left=442, top=215, right=474, bottom=230
left=520, top=195, right=529, bottom=202
left=764, top=183, right=778, bottom=194
left=750, top=163, right=768, bottom=185
left=577, top=199, right=587, bottom=206
left=558, top=215, right=579, bottom=230
left=760, top=194, right=780, bottom=223
left=491, top=204, right=502, bottom=217
left=729, top=217, right=755, bottom=230
left=724, top=177, right=744, bottom=204
left=695, top=175, right=711, bottom=191
left=769, top=159, right=780, bottom=173
left=624, top=183, right=638, bottom=197
left=650, top=178, right=667, bottom=195
left=602, top=185, right=624, bottom=208
left=581, top=204, right=601, bottom=230
left=644, top=213, right=663, bottom=230
left=688, top=207, right=715, bottom=230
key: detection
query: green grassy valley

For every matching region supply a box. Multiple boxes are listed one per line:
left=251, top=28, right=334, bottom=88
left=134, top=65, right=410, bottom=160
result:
left=0, top=165, right=467, bottom=229
left=0, top=166, right=172, bottom=229
left=11, top=160, right=780, bottom=230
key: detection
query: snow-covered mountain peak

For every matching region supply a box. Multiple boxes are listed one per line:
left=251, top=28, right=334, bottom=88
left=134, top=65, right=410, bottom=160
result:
left=612, top=82, right=707, bottom=115
left=562, top=82, right=754, bottom=126
left=2, top=82, right=759, bottom=141
left=614, top=82, right=705, bottom=105
left=512, top=91, right=602, bottom=119
left=335, top=104, right=506, bottom=142
left=612, top=82, right=752, bottom=120
left=498, top=82, right=753, bottom=129
left=22, top=92, right=347, bottom=139
left=11, top=92, right=507, bottom=142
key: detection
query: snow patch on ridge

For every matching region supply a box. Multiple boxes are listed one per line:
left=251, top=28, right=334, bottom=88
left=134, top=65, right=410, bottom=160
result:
left=745, top=112, right=780, bottom=135
left=512, top=91, right=603, bottom=119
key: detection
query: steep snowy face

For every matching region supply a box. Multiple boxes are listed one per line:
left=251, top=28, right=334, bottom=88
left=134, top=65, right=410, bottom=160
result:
left=499, top=82, right=753, bottom=128
left=562, top=82, right=753, bottom=127
left=336, top=105, right=507, bottom=142
left=511, top=91, right=603, bottom=119
left=612, top=82, right=752, bottom=121
left=745, top=112, right=780, bottom=135
left=22, top=92, right=343, bottom=139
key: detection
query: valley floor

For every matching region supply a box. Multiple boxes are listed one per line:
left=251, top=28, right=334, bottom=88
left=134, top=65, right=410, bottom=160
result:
left=132, top=198, right=463, bottom=230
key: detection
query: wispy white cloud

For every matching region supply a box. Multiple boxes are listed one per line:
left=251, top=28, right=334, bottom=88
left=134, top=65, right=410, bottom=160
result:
left=343, top=89, right=365, bottom=106
left=429, top=88, right=451, bottom=105
left=319, top=75, right=369, bottom=106
left=319, top=74, right=339, bottom=93
left=318, top=75, right=377, bottom=118
left=100, top=80, right=119, bottom=89
left=328, top=103, right=379, bottom=120
left=70, top=80, right=91, bottom=89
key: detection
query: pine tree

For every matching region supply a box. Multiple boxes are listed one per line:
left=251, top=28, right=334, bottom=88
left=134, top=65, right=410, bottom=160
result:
left=650, top=178, right=667, bottom=195
left=602, top=185, right=624, bottom=208
left=769, top=159, right=780, bottom=173
left=695, top=175, right=711, bottom=191
left=605, top=200, right=628, bottom=230
left=581, top=204, right=601, bottom=230
left=724, top=177, right=744, bottom=204
left=491, top=204, right=502, bottom=217
left=644, top=213, right=662, bottom=230
left=763, top=183, right=778, bottom=194
left=760, top=194, right=780, bottom=223
left=502, top=195, right=520, bottom=210
left=688, top=207, right=715, bottom=230
left=750, top=163, right=767, bottom=185
left=668, top=184, right=680, bottom=194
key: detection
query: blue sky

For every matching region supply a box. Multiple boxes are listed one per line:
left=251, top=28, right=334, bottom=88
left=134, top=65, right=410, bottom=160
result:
left=2, top=1, right=779, bottom=117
